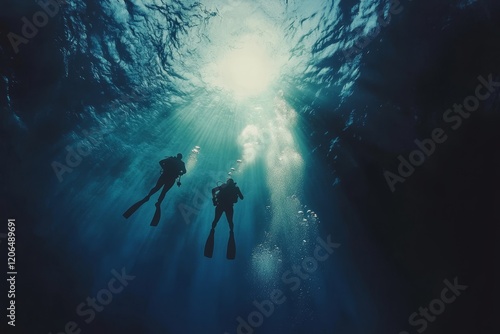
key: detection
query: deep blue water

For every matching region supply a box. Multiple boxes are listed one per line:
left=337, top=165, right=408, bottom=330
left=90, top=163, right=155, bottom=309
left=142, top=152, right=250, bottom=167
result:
left=1, top=0, right=499, bottom=333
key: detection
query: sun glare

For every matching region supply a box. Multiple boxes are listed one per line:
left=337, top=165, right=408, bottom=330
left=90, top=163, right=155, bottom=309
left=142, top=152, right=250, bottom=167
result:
left=204, top=34, right=284, bottom=99
left=218, top=39, right=278, bottom=97
left=198, top=1, right=290, bottom=100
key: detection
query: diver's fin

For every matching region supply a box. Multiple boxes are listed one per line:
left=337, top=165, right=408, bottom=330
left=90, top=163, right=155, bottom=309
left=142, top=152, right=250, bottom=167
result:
left=226, top=231, right=236, bottom=260
left=204, top=229, right=215, bottom=258
left=123, top=198, right=148, bottom=219
left=150, top=203, right=161, bottom=226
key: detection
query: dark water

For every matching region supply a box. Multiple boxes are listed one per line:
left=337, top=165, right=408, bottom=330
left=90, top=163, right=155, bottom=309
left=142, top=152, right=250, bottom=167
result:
left=1, top=0, right=499, bottom=333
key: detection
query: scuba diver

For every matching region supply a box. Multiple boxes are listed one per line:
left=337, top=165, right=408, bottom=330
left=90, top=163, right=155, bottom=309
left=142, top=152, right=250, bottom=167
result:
left=204, top=178, right=244, bottom=259
left=123, top=153, right=186, bottom=226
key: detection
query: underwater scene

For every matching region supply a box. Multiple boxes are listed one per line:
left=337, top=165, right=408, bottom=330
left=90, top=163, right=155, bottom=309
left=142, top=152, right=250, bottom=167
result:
left=1, top=0, right=499, bottom=333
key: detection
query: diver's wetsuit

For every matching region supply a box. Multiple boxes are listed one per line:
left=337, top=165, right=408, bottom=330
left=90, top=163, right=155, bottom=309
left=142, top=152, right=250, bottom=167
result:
left=211, top=183, right=244, bottom=231
left=146, top=157, right=186, bottom=204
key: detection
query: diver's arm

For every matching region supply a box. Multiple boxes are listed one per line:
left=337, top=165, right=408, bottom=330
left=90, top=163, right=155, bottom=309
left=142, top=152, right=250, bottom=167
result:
left=159, top=159, right=168, bottom=169
left=180, top=163, right=186, bottom=175
left=237, top=187, right=244, bottom=200
left=211, top=186, right=220, bottom=206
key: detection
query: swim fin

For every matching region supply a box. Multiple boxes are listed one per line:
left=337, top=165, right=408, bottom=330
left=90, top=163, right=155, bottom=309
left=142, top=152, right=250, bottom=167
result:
left=123, top=198, right=148, bottom=219
left=227, top=231, right=236, bottom=260
left=204, top=228, right=215, bottom=258
left=150, top=203, right=161, bottom=226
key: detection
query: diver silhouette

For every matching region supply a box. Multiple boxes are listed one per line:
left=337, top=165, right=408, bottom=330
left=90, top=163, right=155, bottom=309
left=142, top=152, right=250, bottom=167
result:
left=204, top=178, right=244, bottom=259
left=123, top=153, right=186, bottom=226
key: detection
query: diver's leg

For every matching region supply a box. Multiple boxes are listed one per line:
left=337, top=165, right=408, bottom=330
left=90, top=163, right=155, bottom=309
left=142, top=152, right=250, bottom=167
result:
left=156, top=178, right=175, bottom=205
left=146, top=175, right=165, bottom=200
left=211, top=206, right=224, bottom=229
left=225, top=206, right=234, bottom=231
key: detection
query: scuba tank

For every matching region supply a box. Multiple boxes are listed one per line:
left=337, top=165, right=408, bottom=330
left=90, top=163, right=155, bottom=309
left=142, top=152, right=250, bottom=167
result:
left=213, top=181, right=238, bottom=206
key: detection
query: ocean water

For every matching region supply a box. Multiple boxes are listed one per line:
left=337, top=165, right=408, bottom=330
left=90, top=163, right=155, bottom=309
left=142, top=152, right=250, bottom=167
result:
left=1, top=0, right=499, bottom=333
